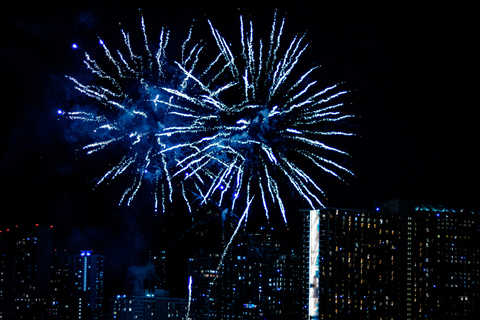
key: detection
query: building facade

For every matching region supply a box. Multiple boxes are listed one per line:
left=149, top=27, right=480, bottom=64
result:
left=187, top=228, right=303, bottom=319
left=0, top=225, right=53, bottom=320
left=71, top=250, right=105, bottom=319
left=50, top=250, right=105, bottom=320
left=0, top=224, right=106, bottom=320
left=111, top=289, right=187, bottom=319
left=303, top=200, right=480, bottom=319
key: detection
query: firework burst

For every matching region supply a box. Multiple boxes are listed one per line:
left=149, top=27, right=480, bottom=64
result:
left=160, top=13, right=354, bottom=223
left=63, top=17, right=209, bottom=212
left=63, top=13, right=354, bottom=222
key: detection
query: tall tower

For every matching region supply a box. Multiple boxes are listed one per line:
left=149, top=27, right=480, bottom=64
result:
left=71, top=250, right=105, bottom=319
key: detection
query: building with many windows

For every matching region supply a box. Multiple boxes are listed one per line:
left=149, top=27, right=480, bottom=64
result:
left=111, top=289, right=187, bottom=319
left=303, top=200, right=480, bottom=319
left=50, top=250, right=105, bottom=319
left=0, top=225, right=53, bottom=320
left=187, top=250, right=220, bottom=319
left=71, top=250, right=105, bottom=319
left=303, top=206, right=403, bottom=319
left=187, top=227, right=303, bottom=319
left=405, top=204, right=480, bottom=318
left=0, top=225, right=106, bottom=320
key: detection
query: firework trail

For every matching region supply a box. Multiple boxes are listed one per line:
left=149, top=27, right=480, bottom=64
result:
left=63, top=12, right=353, bottom=222
left=216, top=197, right=253, bottom=272
left=185, top=276, right=193, bottom=320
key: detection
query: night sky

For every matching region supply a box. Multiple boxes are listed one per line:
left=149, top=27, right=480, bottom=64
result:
left=1, top=0, right=478, bottom=296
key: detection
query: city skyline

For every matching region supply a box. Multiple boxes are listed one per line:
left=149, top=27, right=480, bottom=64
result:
left=2, top=200, right=479, bottom=319
left=1, top=1, right=478, bottom=318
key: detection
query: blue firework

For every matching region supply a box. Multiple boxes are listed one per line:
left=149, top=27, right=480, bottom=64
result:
left=156, top=13, right=354, bottom=223
left=64, top=13, right=354, bottom=222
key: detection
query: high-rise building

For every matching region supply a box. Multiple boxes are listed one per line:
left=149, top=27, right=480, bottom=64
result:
left=0, top=225, right=106, bottom=320
left=303, top=200, right=480, bottom=319
left=51, top=250, right=106, bottom=319
left=303, top=207, right=404, bottom=319
left=407, top=204, right=480, bottom=318
left=0, top=225, right=53, bottom=320
left=71, top=250, right=105, bottom=319
left=144, top=250, right=167, bottom=291
left=50, top=250, right=76, bottom=319
left=187, top=228, right=303, bottom=319
left=187, top=250, right=220, bottom=319
left=265, top=252, right=304, bottom=319
left=217, top=246, right=267, bottom=319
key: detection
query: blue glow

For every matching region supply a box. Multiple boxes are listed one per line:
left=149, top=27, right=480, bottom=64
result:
left=72, top=43, right=78, bottom=49
left=83, top=254, right=87, bottom=291
left=80, top=250, right=92, bottom=257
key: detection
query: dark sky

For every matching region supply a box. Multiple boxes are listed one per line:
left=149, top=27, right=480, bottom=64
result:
left=1, top=0, right=479, bottom=295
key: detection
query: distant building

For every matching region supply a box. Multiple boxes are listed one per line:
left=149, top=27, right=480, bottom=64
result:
left=0, top=225, right=53, bottom=320
left=111, top=293, right=156, bottom=320
left=144, top=250, right=167, bottom=291
left=408, top=204, right=480, bottom=318
left=50, top=251, right=75, bottom=319
left=264, top=252, right=304, bottom=319
left=0, top=225, right=106, bottom=320
left=187, top=228, right=303, bottom=319
left=71, top=250, right=105, bottom=319
left=302, top=200, right=480, bottom=319
left=50, top=250, right=105, bottom=319
left=187, top=251, right=220, bottom=319
left=111, top=289, right=187, bottom=319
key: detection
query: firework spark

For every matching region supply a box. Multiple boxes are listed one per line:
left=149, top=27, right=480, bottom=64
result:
left=64, top=13, right=354, bottom=221
left=159, top=13, right=354, bottom=223
left=63, top=17, right=209, bottom=212
left=185, top=275, right=193, bottom=320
